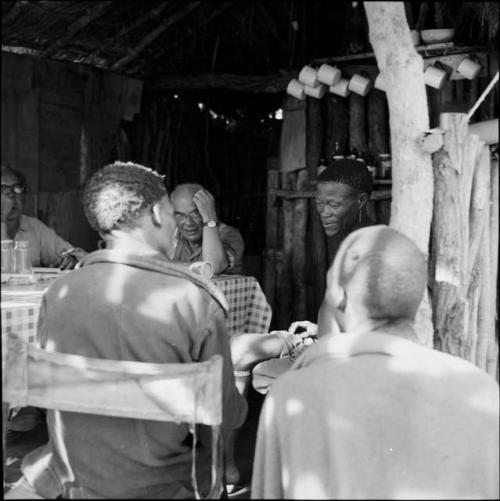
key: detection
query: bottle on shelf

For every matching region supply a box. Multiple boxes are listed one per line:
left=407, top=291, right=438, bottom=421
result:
left=317, top=157, right=328, bottom=176
left=365, top=154, right=377, bottom=178
left=332, top=141, right=345, bottom=161
left=346, top=147, right=358, bottom=160
left=379, top=153, right=392, bottom=179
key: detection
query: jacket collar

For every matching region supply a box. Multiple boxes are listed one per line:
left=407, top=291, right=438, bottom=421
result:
left=79, top=249, right=229, bottom=316
left=291, top=331, right=423, bottom=371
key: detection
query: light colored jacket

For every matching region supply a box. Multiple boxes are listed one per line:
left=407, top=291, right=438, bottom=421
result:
left=252, top=331, right=499, bottom=499
left=22, top=250, right=247, bottom=499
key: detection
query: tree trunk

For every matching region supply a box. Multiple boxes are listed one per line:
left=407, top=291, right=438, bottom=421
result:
left=365, top=1, right=434, bottom=347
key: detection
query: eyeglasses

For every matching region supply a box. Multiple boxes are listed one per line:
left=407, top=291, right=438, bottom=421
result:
left=1, top=184, right=26, bottom=197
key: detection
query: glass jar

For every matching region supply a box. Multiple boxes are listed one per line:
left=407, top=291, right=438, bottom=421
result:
left=14, top=240, right=32, bottom=274
left=379, top=153, right=392, bottom=179
left=1, top=240, right=14, bottom=273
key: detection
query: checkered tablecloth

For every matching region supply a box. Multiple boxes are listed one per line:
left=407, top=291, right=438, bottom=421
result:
left=1, top=274, right=272, bottom=346
left=213, top=274, right=272, bottom=335
left=1, top=283, right=48, bottom=346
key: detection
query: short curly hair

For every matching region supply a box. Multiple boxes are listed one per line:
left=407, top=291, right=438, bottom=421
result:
left=318, top=159, right=373, bottom=196
left=82, top=161, right=167, bottom=234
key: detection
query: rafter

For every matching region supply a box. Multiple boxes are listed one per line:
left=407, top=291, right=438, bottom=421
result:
left=41, top=1, right=114, bottom=57
left=136, top=2, right=233, bottom=71
left=110, top=1, right=202, bottom=72
left=84, top=0, right=171, bottom=63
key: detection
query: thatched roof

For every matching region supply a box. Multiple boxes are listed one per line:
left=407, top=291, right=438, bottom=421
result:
left=2, top=1, right=498, bottom=83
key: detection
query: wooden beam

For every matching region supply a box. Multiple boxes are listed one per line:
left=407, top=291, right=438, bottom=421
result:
left=2, top=1, right=31, bottom=25
left=137, top=2, right=233, bottom=69
left=85, top=1, right=171, bottom=63
left=256, top=4, right=288, bottom=55
left=146, top=71, right=297, bottom=93
left=42, top=1, right=114, bottom=58
left=110, top=1, right=202, bottom=71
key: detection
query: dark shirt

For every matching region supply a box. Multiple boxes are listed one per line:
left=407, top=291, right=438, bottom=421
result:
left=326, top=215, right=375, bottom=265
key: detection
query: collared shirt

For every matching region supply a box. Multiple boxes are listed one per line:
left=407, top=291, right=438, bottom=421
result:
left=21, top=250, right=247, bottom=499
left=252, top=331, right=499, bottom=499
left=172, top=222, right=244, bottom=274
left=14, top=215, right=75, bottom=267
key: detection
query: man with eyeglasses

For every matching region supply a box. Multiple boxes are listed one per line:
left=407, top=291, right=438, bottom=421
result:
left=1, top=165, right=87, bottom=270
left=170, top=183, right=244, bottom=275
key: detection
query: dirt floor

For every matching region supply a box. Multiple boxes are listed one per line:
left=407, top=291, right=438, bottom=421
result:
left=4, top=389, right=265, bottom=499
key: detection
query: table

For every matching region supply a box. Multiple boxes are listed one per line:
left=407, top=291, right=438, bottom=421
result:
left=213, top=274, right=272, bottom=335
left=1, top=273, right=272, bottom=344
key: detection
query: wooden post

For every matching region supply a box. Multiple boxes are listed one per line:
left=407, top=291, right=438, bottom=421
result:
left=324, top=94, right=349, bottom=160
left=307, top=97, right=328, bottom=319
left=263, top=170, right=279, bottom=315
left=349, top=94, right=368, bottom=155
left=275, top=171, right=296, bottom=329
left=368, top=89, right=389, bottom=158
left=487, top=155, right=499, bottom=379
left=431, top=113, right=493, bottom=366
left=292, top=170, right=309, bottom=320
left=365, top=2, right=434, bottom=347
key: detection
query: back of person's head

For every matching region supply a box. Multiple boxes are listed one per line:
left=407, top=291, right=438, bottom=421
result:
left=171, top=182, right=204, bottom=203
left=82, top=161, right=167, bottom=234
left=327, top=225, right=427, bottom=323
left=317, top=159, right=373, bottom=197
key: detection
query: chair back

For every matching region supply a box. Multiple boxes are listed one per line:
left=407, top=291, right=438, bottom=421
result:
left=2, top=334, right=224, bottom=499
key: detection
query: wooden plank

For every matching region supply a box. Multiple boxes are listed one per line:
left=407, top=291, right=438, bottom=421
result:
left=292, top=170, right=309, bottom=320
left=263, top=170, right=279, bottom=314
left=275, top=172, right=296, bottom=329
left=349, top=94, right=368, bottom=155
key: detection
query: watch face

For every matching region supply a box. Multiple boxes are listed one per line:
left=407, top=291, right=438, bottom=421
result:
left=207, top=220, right=217, bottom=228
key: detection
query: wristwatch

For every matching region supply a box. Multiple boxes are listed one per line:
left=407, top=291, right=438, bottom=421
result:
left=203, top=220, right=218, bottom=228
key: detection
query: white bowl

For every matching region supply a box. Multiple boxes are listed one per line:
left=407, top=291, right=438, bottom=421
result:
left=420, top=28, right=455, bottom=44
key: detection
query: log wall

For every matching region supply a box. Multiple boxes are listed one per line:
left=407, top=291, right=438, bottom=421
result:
left=431, top=113, right=498, bottom=379
left=264, top=74, right=498, bottom=335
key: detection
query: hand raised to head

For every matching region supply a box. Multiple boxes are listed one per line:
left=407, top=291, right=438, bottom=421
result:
left=192, top=189, right=217, bottom=222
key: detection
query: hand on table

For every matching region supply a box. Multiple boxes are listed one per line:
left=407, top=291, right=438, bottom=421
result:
left=193, top=189, right=217, bottom=223
left=287, top=320, right=318, bottom=339
left=56, top=248, right=88, bottom=270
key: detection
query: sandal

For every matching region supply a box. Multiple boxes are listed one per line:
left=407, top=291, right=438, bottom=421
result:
left=226, top=482, right=251, bottom=497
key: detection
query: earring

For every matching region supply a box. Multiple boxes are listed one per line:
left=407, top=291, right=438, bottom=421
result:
left=358, top=208, right=362, bottom=223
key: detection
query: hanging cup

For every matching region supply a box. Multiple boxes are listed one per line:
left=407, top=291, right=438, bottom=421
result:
left=424, top=63, right=448, bottom=90
left=317, top=64, right=341, bottom=86
left=457, top=56, right=481, bottom=80
left=298, top=65, right=319, bottom=88
left=287, top=79, right=306, bottom=100
left=348, top=72, right=372, bottom=96
left=329, top=78, right=350, bottom=97
left=304, top=84, right=326, bottom=99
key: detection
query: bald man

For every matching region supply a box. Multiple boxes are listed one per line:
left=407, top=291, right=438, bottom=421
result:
left=252, top=225, right=499, bottom=500
left=170, top=183, right=244, bottom=275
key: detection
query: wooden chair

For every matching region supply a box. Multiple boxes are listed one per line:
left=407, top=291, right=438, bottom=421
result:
left=2, top=334, right=224, bottom=499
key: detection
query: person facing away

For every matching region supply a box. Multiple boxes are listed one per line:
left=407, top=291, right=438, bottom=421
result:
left=251, top=225, right=499, bottom=500
left=230, top=158, right=375, bottom=395
left=1, top=165, right=87, bottom=270
left=170, top=183, right=244, bottom=275
left=9, top=161, right=247, bottom=499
